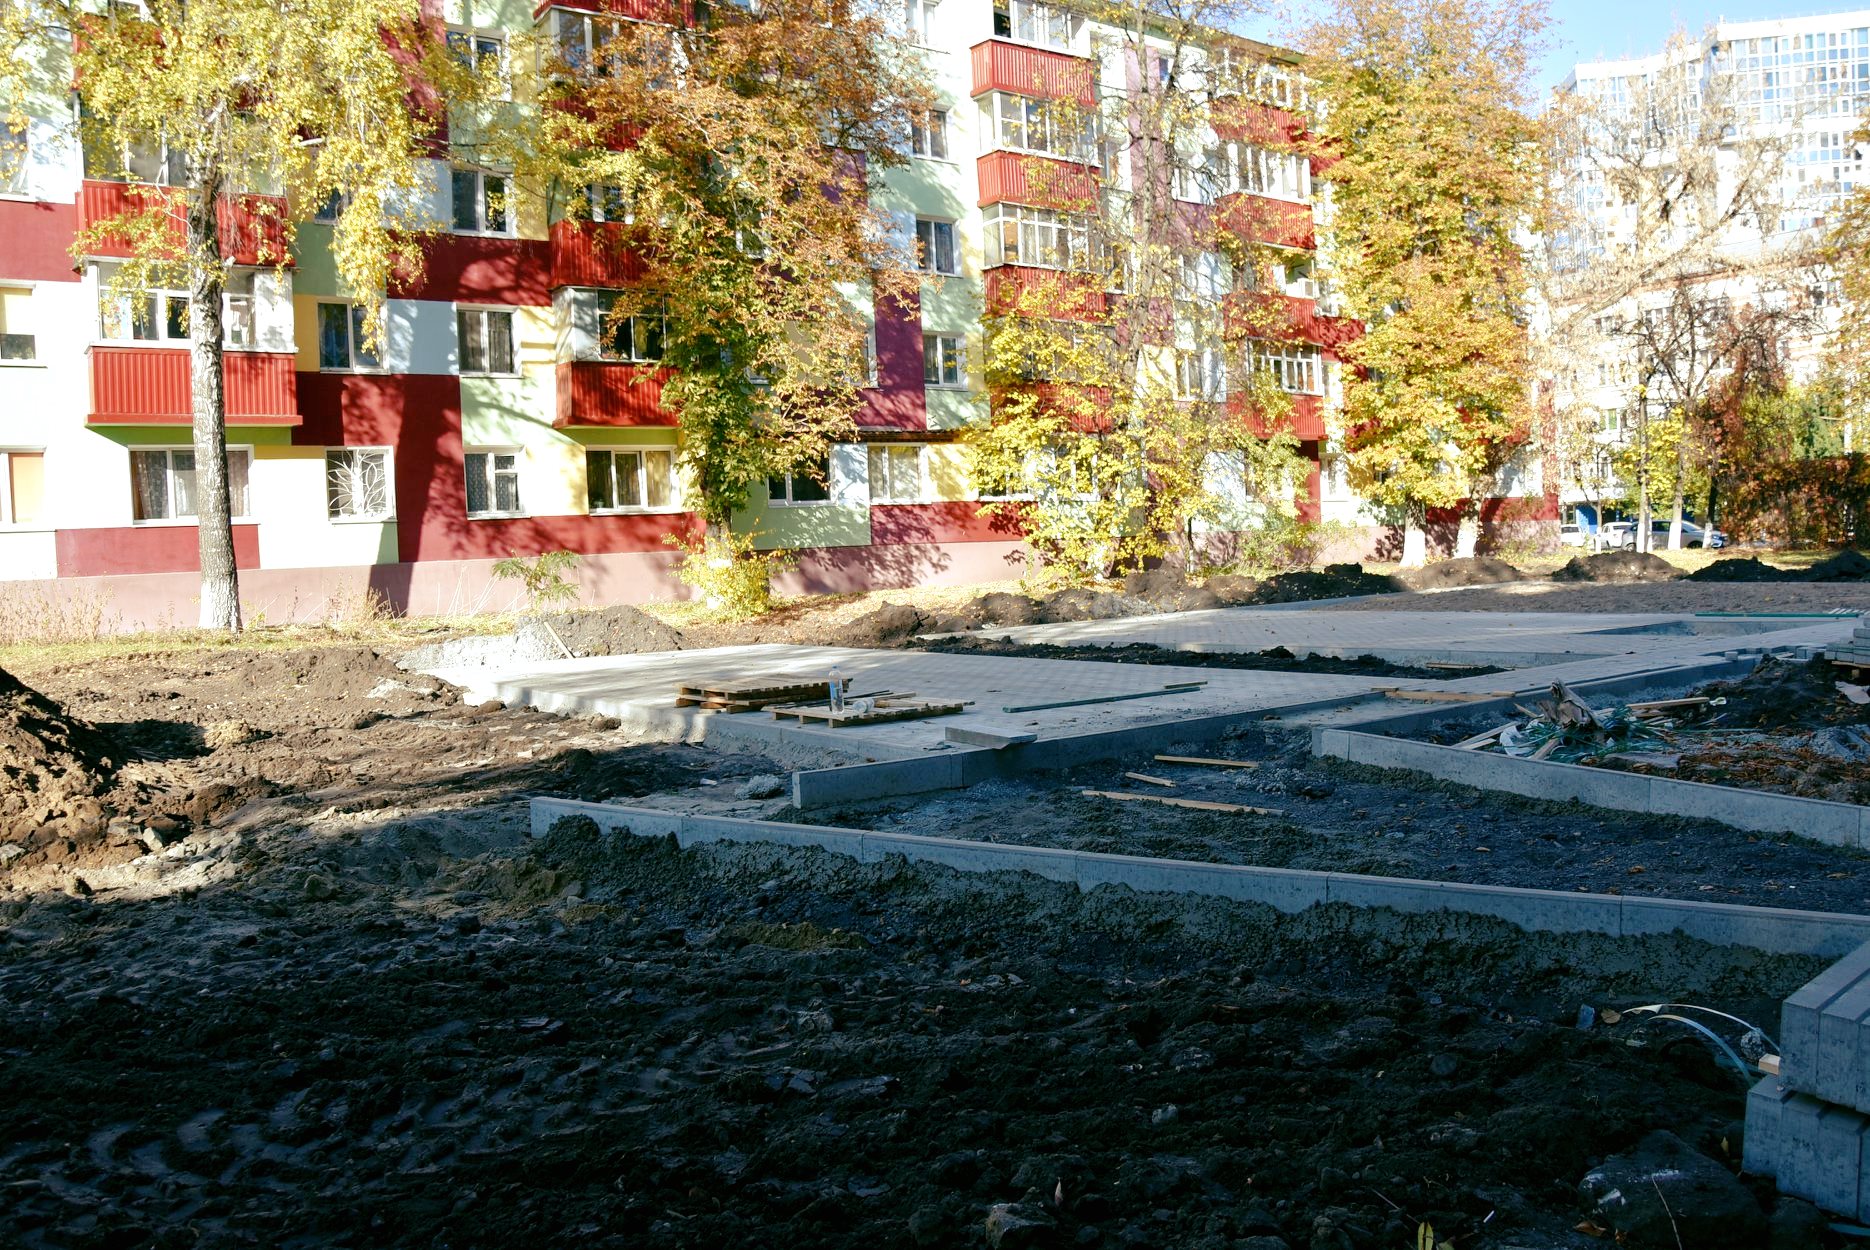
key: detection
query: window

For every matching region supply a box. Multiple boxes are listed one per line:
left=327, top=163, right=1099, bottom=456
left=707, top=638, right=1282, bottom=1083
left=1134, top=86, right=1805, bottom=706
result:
left=130, top=447, right=251, bottom=522
left=1174, top=348, right=1226, bottom=400
left=446, top=28, right=507, bottom=94
left=317, top=302, right=381, bottom=370
left=1277, top=255, right=1316, bottom=300
left=1224, top=143, right=1311, bottom=202
left=768, top=453, right=833, bottom=506
left=97, top=264, right=257, bottom=348
left=602, top=307, right=665, bottom=362
left=910, top=109, right=949, bottom=160
left=1, top=119, right=26, bottom=196
left=325, top=448, right=393, bottom=520
left=903, top=0, right=938, bottom=44
left=923, top=333, right=963, bottom=386
left=586, top=182, right=632, bottom=223
left=312, top=190, right=347, bottom=224
left=83, top=126, right=186, bottom=186
left=869, top=445, right=925, bottom=502
left=980, top=92, right=1095, bottom=161
left=992, top=0, right=1077, bottom=50
left=457, top=307, right=516, bottom=374
left=587, top=447, right=678, bottom=512
left=914, top=218, right=959, bottom=275
left=983, top=203, right=1095, bottom=270
left=554, top=10, right=629, bottom=74
left=0, top=449, right=44, bottom=526
left=451, top=168, right=511, bottom=235
left=223, top=271, right=256, bottom=349
left=464, top=448, right=523, bottom=517
left=0, top=285, right=35, bottom=363
left=1251, top=342, right=1321, bottom=394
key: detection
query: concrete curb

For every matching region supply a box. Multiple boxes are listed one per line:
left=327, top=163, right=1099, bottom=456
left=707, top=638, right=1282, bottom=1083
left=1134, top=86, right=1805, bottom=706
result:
left=781, top=693, right=1376, bottom=809
left=528, top=798, right=1870, bottom=957
left=1313, top=728, right=1870, bottom=845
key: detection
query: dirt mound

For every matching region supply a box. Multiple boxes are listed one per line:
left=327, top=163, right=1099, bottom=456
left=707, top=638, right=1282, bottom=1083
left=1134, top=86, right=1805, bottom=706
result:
left=834, top=602, right=931, bottom=648
left=1808, top=549, right=1870, bottom=582
left=1251, top=564, right=1401, bottom=603
left=0, top=666, right=120, bottom=849
left=531, top=605, right=684, bottom=657
left=1202, top=573, right=1261, bottom=605
left=227, top=645, right=412, bottom=702
left=1398, top=556, right=1525, bottom=590
left=1033, top=588, right=1129, bottom=623
left=1550, top=551, right=1677, bottom=583
left=1695, top=656, right=1868, bottom=732
left=1682, top=557, right=1797, bottom=583
left=977, top=591, right=1039, bottom=626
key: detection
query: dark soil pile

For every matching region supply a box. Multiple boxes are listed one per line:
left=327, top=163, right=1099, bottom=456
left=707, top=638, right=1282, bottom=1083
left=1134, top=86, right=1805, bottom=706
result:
left=1809, top=549, right=1870, bottom=581
left=225, top=645, right=422, bottom=704
left=1398, top=556, right=1525, bottom=590
left=1123, top=568, right=1225, bottom=612
left=1682, top=557, right=1796, bottom=582
left=1033, top=587, right=1131, bottom=623
left=531, top=605, right=684, bottom=657
left=1551, top=551, right=1678, bottom=583
left=921, top=638, right=1499, bottom=680
left=1695, top=656, right=1867, bottom=733
left=977, top=591, right=1039, bottom=626
left=1250, top=563, right=1401, bottom=602
left=0, top=666, right=120, bottom=850
left=835, top=602, right=934, bottom=648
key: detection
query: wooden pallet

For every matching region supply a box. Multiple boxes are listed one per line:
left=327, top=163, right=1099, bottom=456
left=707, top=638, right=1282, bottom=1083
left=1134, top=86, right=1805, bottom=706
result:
left=675, top=678, right=828, bottom=712
left=769, top=698, right=967, bottom=727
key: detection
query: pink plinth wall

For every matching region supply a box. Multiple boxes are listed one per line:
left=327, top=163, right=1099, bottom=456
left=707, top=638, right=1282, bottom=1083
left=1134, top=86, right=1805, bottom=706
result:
left=6, top=539, right=1033, bottom=634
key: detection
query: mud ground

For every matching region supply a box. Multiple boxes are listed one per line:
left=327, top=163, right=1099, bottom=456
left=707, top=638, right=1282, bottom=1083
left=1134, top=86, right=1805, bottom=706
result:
left=0, top=643, right=1848, bottom=1249
left=1323, top=580, right=1870, bottom=614
left=798, top=731, right=1870, bottom=915
left=916, top=639, right=1501, bottom=681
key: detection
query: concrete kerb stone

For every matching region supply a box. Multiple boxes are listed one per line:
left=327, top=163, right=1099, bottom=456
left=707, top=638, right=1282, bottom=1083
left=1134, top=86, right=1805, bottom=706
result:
left=526, top=797, right=1870, bottom=957
left=1780, top=943, right=1870, bottom=1100
left=1318, top=730, right=1870, bottom=845
left=1746, top=1075, right=1797, bottom=1179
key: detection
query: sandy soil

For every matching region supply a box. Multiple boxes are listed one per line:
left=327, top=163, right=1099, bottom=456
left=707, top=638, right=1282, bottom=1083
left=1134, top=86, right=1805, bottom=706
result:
left=1324, top=581, right=1870, bottom=614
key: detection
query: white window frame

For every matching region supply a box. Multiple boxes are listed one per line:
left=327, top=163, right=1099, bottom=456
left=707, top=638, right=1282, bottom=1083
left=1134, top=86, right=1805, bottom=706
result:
left=1174, top=348, right=1227, bottom=401
left=451, top=167, right=513, bottom=237
left=903, top=0, right=939, bottom=46
left=992, top=0, right=1078, bottom=51
left=129, top=445, right=254, bottom=525
left=910, top=108, right=950, bottom=160
left=585, top=182, right=633, bottom=223
left=600, top=305, right=666, bottom=363
left=0, top=447, right=46, bottom=527
left=457, top=305, right=518, bottom=376
left=1224, top=142, right=1311, bottom=203
left=325, top=447, right=395, bottom=522
left=1250, top=341, right=1322, bottom=395
left=316, top=300, right=383, bottom=372
left=979, top=91, right=1096, bottom=163
left=982, top=203, right=1095, bottom=271
left=586, top=446, right=681, bottom=514
left=446, top=27, right=510, bottom=98
left=767, top=453, right=834, bottom=507
left=868, top=443, right=928, bottom=503
left=1, top=118, right=28, bottom=197
left=464, top=446, right=525, bottom=519
left=0, top=282, right=39, bottom=365
left=914, top=217, right=960, bottom=275
left=94, top=264, right=261, bottom=350
left=923, top=332, right=964, bottom=387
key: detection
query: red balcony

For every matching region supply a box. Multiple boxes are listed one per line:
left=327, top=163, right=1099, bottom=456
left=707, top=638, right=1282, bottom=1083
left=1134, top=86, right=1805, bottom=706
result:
left=1228, top=292, right=1361, bottom=355
left=78, top=181, right=291, bottom=267
left=87, top=347, right=300, bottom=426
left=532, top=0, right=685, bottom=23
left=970, top=40, right=1094, bottom=104
left=1215, top=192, right=1314, bottom=251
left=550, top=219, right=647, bottom=289
left=554, top=360, right=676, bottom=427
left=1232, top=391, right=1325, bottom=441
left=984, top=266, right=1107, bottom=320
left=1212, top=99, right=1306, bottom=148
left=976, top=151, right=1098, bottom=211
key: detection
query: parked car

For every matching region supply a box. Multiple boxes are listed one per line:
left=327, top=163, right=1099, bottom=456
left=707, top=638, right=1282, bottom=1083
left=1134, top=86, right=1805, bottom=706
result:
left=1647, top=520, right=1726, bottom=549
left=1559, top=523, right=1588, bottom=547
left=1598, top=521, right=1635, bottom=549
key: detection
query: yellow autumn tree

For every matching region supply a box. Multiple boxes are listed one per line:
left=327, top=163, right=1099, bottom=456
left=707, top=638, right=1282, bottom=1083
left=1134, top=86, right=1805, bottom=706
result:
left=1299, top=0, right=1546, bottom=566
left=0, top=1, right=469, bottom=630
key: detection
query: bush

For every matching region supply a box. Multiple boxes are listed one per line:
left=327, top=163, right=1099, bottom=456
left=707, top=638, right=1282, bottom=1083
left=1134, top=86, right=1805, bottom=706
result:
left=669, top=529, right=795, bottom=619
left=1210, top=517, right=1360, bottom=578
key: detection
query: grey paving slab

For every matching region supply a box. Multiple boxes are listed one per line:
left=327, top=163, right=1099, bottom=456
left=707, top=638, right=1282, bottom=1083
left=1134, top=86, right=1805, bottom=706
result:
left=1818, top=977, right=1870, bottom=1111
left=1781, top=942, right=1870, bottom=1096
left=1746, top=1076, right=1796, bottom=1179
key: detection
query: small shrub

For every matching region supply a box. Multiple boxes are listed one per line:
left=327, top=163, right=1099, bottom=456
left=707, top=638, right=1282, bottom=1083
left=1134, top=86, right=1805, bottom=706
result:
left=669, top=529, right=794, bottom=619
left=492, top=550, right=582, bottom=613
left=1215, top=517, right=1360, bottom=578
left=0, top=586, right=120, bottom=648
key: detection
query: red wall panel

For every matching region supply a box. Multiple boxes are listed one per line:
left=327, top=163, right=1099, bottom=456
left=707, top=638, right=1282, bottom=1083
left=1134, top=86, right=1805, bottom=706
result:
left=554, top=361, right=677, bottom=427
left=549, top=220, right=647, bottom=289
left=871, top=501, right=1025, bottom=545
left=856, top=285, right=928, bottom=431
left=970, top=40, right=1095, bottom=104
left=77, top=182, right=291, bottom=266
left=88, top=348, right=299, bottom=425
left=391, top=234, right=551, bottom=306
left=0, top=199, right=80, bottom=281
left=1234, top=392, right=1325, bottom=441
left=57, top=524, right=261, bottom=578
left=983, top=267, right=1106, bottom=319
left=976, top=151, right=1098, bottom=210
left=1215, top=192, right=1314, bottom=251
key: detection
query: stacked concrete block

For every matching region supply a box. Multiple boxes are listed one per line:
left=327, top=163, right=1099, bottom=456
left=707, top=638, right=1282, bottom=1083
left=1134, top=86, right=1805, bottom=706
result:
left=1745, top=941, right=1870, bottom=1217
left=1823, top=614, right=1870, bottom=670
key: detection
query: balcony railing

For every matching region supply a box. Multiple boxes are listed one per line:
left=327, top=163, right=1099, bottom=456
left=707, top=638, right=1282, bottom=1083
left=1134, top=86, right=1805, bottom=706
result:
left=78, top=181, right=292, bottom=268
left=87, top=346, right=299, bottom=425
left=554, top=359, right=675, bottom=427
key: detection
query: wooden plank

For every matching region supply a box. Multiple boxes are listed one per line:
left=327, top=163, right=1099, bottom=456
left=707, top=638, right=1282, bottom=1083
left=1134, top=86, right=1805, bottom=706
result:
left=1153, top=755, right=1260, bottom=770
left=1759, top=1053, right=1782, bottom=1076
left=1080, top=790, right=1285, bottom=817
left=1123, top=772, right=1177, bottom=788
left=1378, top=689, right=1515, bottom=704
left=1451, top=724, right=1512, bottom=751
left=1625, top=696, right=1712, bottom=713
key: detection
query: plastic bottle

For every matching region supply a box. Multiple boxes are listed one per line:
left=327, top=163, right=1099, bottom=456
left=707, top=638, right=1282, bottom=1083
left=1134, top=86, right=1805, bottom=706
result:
left=828, top=665, right=844, bottom=713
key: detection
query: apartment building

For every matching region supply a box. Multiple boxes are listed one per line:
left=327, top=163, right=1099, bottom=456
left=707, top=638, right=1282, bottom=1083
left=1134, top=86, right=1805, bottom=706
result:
left=1551, top=10, right=1870, bottom=527
left=0, top=0, right=1347, bottom=625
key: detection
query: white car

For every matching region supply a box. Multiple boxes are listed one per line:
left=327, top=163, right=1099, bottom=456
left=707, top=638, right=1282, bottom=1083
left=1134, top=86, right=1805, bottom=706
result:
left=1651, top=520, right=1725, bottom=548
left=1598, top=522, right=1635, bottom=549
left=1559, top=523, right=1588, bottom=547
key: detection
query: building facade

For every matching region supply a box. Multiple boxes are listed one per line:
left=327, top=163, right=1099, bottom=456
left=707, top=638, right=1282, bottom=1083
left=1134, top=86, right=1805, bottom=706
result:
left=1550, top=11, right=1870, bottom=531
left=0, top=0, right=1365, bottom=626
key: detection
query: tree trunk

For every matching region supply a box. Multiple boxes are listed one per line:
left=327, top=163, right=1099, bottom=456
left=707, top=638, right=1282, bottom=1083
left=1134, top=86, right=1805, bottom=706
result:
left=188, top=167, right=241, bottom=632
left=1706, top=475, right=1719, bottom=547
left=1453, top=511, right=1479, bottom=559
left=1668, top=439, right=1686, bottom=551
left=1636, top=478, right=1651, bottom=555
left=1399, top=512, right=1427, bottom=568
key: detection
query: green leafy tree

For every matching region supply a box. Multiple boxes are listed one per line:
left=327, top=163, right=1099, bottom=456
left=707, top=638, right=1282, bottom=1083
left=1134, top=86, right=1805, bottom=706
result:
left=1299, top=0, right=1546, bottom=566
left=1, top=1, right=469, bottom=631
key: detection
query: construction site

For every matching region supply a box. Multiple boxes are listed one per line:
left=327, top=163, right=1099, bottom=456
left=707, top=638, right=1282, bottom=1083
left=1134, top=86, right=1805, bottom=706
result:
left=8, top=556, right=1870, bottom=1249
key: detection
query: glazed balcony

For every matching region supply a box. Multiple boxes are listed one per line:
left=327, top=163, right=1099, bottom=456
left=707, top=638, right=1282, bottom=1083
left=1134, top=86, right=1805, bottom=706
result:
left=976, top=151, right=1098, bottom=211
left=969, top=39, right=1094, bottom=104
left=87, top=346, right=299, bottom=426
left=78, top=181, right=291, bottom=267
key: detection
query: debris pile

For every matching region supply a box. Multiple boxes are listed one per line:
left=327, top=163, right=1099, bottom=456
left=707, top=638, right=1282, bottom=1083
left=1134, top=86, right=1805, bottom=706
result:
left=0, top=665, right=121, bottom=854
left=1550, top=550, right=1678, bottom=583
